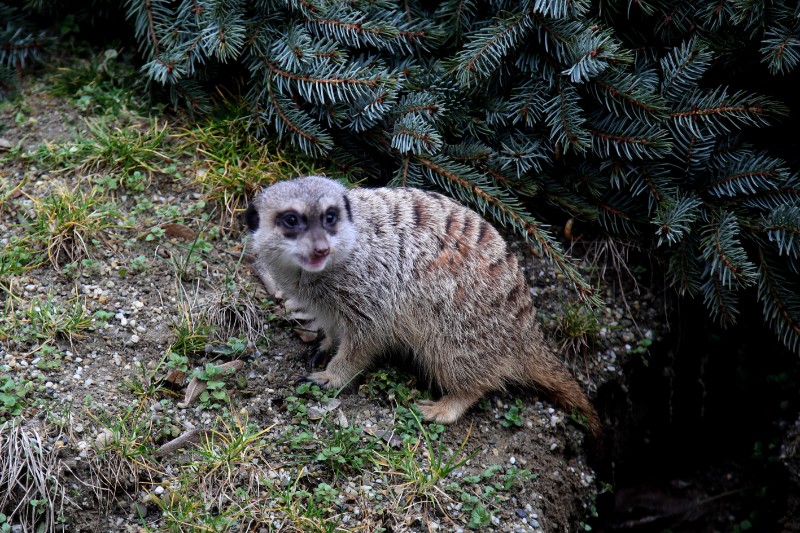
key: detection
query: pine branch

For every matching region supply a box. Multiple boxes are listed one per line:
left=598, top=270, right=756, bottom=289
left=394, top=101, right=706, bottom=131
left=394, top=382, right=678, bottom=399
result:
left=760, top=22, right=800, bottom=75
left=696, top=0, right=736, bottom=32
left=0, top=4, right=50, bottom=69
left=199, top=0, right=247, bottom=62
left=668, top=121, right=716, bottom=174
left=124, top=0, right=172, bottom=57
left=670, top=87, right=789, bottom=138
left=258, top=80, right=334, bottom=156
left=506, top=79, right=548, bottom=128
left=699, top=211, right=758, bottom=289
left=667, top=235, right=703, bottom=296
left=529, top=13, right=584, bottom=65
left=450, top=8, right=535, bottom=86
left=652, top=193, right=703, bottom=246
left=740, top=175, right=800, bottom=210
left=592, top=193, right=640, bottom=235
left=436, top=0, right=479, bottom=43
left=260, top=54, right=397, bottom=105
left=757, top=249, right=800, bottom=353
left=305, top=4, right=436, bottom=54
left=543, top=83, right=590, bottom=154
left=706, top=151, right=790, bottom=197
left=700, top=264, right=740, bottom=327
left=563, top=27, right=632, bottom=83
left=589, top=114, right=672, bottom=160
left=532, top=0, right=590, bottom=19
left=391, top=113, right=443, bottom=155
left=761, top=204, right=800, bottom=260
left=660, top=38, right=713, bottom=102
left=629, top=162, right=673, bottom=211
left=495, top=132, right=548, bottom=177
left=588, top=67, right=669, bottom=124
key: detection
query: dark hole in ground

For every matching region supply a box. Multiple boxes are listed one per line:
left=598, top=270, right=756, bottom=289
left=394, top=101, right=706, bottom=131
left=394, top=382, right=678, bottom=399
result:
left=593, top=300, right=799, bottom=532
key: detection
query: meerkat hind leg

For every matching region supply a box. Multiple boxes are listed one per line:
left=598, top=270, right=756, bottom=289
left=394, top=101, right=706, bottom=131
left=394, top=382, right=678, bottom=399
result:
left=417, top=391, right=484, bottom=425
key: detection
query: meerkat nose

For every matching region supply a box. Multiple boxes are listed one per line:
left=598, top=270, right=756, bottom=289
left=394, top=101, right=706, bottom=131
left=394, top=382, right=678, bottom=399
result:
left=313, top=246, right=330, bottom=258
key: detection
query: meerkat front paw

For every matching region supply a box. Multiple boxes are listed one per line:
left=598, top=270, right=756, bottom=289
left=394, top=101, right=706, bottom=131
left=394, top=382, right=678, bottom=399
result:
left=305, top=370, right=346, bottom=389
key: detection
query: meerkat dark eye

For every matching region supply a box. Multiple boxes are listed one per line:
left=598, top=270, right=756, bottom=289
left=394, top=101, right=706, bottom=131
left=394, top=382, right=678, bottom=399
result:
left=278, top=212, right=301, bottom=229
left=323, top=209, right=338, bottom=228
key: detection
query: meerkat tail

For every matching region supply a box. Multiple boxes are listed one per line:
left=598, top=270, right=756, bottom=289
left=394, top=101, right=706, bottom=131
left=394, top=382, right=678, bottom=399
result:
left=526, top=358, right=602, bottom=439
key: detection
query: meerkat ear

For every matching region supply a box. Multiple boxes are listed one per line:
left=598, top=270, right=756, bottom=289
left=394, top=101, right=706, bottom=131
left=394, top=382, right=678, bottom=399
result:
left=244, top=202, right=260, bottom=232
left=342, top=194, right=353, bottom=222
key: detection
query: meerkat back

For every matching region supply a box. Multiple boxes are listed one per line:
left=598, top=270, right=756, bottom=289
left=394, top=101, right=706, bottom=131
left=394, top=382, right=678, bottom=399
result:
left=246, top=176, right=600, bottom=436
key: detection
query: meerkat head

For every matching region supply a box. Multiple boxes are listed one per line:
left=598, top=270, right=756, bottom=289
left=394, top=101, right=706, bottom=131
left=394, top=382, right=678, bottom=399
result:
left=245, top=176, right=355, bottom=274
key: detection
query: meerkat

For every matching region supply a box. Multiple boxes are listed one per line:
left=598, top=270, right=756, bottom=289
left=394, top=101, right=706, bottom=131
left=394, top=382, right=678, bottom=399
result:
left=245, top=176, right=601, bottom=437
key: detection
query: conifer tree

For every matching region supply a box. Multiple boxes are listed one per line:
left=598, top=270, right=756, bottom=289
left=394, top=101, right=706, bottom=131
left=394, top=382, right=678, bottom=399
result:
left=4, top=0, right=800, bottom=353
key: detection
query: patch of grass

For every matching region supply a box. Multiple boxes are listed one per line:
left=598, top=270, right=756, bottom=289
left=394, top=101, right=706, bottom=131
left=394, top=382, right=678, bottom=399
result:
left=168, top=282, right=211, bottom=361
left=29, top=119, right=173, bottom=180
left=555, top=302, right=603, bottom=359
left=205, top=250, right=271, bottom=345
left=313, top=417, right=383, bottom=480
left=151, top=414, right=275, bottom=532
left=0, top=423, right=66, bottom=533
left=269, top=472, right=345, bottom=532
left=446, top=464, right=535, bottom=529
left=80, top=119, right=172, bottom=176
left=89, top=404, right=162, bottom=505
left=28, top=185, right=120, bottom=268
left=168, top=223, right=215, bottom=282
left=11, top=294, right=91, bottom=345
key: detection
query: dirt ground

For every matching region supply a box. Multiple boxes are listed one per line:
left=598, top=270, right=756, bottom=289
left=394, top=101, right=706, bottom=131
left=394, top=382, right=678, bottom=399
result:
left=0, top=73, right=664, bottom=532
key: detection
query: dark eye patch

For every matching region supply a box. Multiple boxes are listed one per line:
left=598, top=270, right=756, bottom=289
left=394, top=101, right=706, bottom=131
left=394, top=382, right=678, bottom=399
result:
left=322, top=208, right=339, bottom=228
left=276, top=210, right=306, bottom=236
left=278, top=211, right=300, bottom=227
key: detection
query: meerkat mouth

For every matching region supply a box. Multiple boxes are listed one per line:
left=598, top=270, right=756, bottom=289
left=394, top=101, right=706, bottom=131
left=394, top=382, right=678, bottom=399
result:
left=298, top=254, right=329, bottom=272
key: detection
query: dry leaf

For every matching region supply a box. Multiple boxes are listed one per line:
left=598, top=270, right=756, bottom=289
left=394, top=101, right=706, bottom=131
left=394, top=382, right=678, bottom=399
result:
left=161, top=223, right=196, bottom=240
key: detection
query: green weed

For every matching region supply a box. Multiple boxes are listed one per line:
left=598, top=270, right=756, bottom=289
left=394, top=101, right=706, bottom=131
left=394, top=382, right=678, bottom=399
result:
left=191, top=362, right=238, bottom=409
left=168, top=291, right=210, bottom=359
left=152, top=415, right=274, bottom=532
left=0, top=375, right=32, bottom=421
left=501, top=398, right=525, bottom=428
left=446, top=465, right=535, bottom=529
left=0, top=237, right=45, bottom=291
